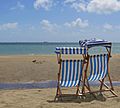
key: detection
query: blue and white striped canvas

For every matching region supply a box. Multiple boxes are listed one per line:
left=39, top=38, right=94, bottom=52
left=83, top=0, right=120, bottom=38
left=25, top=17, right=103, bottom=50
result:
left=55, top=47, right=87, bottom=55
left=60, top=60, right=83, bottom=87
left=79, top=38, right=111, bottom=48
left=88, top=54, right=108, bottom=81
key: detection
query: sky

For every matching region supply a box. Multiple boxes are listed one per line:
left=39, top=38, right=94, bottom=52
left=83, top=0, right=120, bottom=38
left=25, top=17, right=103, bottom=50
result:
left=0, top=0, right=120, bottom=42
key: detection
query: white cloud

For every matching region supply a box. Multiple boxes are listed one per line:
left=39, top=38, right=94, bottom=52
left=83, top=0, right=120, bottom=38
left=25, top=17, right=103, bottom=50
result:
left=10, top=2, right=25, bottom=10
left=0, top=22, right=18, bottom=30
left=40, top=20, right=58, bottom=32
left=34, top=0, right=53, bottom=10
left=71, top=2, right=86, bottom=12
left=87, top=0, right=120, bottom=14
left=65, top=0, right=120, bottom=14
left=103, top=23, right=120, bottom=31
left=33, top=0, right=120, bottom=13
left=103, top=23, right=113, bottom=30
left=64, top=18, right=89, bottom=28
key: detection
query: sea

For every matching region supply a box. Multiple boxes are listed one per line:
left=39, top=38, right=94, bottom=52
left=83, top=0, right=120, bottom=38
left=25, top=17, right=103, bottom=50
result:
left=0, top=42, right=119, bottom=55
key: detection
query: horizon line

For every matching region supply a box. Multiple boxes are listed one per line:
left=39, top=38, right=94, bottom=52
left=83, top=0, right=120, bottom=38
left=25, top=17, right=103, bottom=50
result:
left=0, top=41, right=120, bottom=43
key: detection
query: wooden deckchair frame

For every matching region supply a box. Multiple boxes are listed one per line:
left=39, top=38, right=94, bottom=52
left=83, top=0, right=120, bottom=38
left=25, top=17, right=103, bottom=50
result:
left=82, top=46, right=118, bottom=97
left=54, top=50, right=86, bottom=101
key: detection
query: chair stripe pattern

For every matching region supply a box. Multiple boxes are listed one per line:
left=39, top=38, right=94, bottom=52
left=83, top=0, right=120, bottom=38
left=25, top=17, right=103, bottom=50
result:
left=79, top=38, right=112, bottom=48
left=88, top=54, right=108, bottom=81
left=60, top=59, right=83, bottom=87
left=56, top=47, right=87, bottom=54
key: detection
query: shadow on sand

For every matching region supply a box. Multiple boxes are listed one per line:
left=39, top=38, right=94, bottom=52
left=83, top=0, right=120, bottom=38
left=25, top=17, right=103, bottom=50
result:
left=47, top=93, right=106, bottom=103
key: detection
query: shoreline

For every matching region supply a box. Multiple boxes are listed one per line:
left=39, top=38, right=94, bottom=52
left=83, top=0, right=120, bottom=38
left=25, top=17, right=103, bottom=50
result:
left=0, top=80, right=120, bottom=90
left=0, top=53, right=119, bottom=56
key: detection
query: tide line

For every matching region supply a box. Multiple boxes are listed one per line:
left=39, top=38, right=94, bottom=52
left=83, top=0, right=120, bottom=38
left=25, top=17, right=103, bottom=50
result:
left=0, top=81, right=120, bottom=90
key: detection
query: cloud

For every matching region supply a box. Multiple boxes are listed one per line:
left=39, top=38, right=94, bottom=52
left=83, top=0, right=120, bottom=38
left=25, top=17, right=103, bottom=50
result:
left=103, top=23, right=113, bottom=30
left=34, top=0, right=53, bottom=10
left=0, top=22, right=18, bottom=30
left=10, top=2, right=25, bottom=10
left=33, top=0, right=120, bottom=13
left=71, top=2, right=86, bottom=12
left=87, top=0, right=120, bottom=14
left=64, top=18, right=89, bottom=28
left=103, top=23, right=120, bottom=31
left=65, top=0, right=120, bottom=14
left=40, top=20, right=58, bottom=32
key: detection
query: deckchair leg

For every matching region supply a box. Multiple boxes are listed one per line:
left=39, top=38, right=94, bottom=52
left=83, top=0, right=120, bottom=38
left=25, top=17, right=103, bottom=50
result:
left=99, top=78, right=104, bottom=93
left=81, top=78, right=97, bottom=98
left=85, top=82, right=97, bottom=98
left=76, top=85, right=80, bottom=95
left=107, top=73, right=114, bottom=90
left=82, top=56, right=90, bottom=94
left=54, top=95, right=62, bottom=101
left=82, top=79, right=91, bottom=93
left=82, top=76, right=92, bottom=94
left=54, top=96, right=57, bottom=101
left=54, top=87, right=59, bottom=101
left=103, top=83, right=118, bottom=97
left=99, top=80, right=118, bottom=97
left=54, top=85, right=62, bottom=101
left=82, top=69, right=88, bottom=94
left=86, top=80, right=91, bottom=92
left=82, top=80, right=85, bottom=94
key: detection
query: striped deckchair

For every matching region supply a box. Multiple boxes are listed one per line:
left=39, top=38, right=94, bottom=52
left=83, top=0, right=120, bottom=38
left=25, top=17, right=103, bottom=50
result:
left=82, top=54, right=117, bottom=97
left=55, top=47, right=87, bottom=100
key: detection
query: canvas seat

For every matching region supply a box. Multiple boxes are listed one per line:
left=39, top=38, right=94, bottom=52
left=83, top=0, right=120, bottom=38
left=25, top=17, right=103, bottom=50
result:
left=60, top=60, right=83, bottom=87
left=88, top=54, right=108, bottom=81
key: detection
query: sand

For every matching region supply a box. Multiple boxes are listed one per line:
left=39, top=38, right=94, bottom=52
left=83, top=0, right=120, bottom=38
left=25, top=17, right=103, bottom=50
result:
left=0, top=54, right=119, bottom=83
left=0, top=87, right=120, bottom=108
left=0, top=54, right=119, bottom=108
left=0, top=55, right=58, bottom=83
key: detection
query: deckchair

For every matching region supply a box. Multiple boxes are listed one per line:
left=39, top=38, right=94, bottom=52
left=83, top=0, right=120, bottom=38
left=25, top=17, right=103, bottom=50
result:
left=79, top=38, right=117, bottom=96
left=54, top=47, right=87, bottom=101
left=79, top=38, right=117, bottom=97
left=82, top=54, right=117, bottom=97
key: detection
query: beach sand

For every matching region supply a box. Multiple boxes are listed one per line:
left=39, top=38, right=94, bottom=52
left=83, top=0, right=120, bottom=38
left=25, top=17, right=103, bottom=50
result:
left=0, top=87, right=120, bottom=108
left=0, top=55, right=58, bottom=83
left=0, top=54, right=119, bottom=83
left=0, top=54, right=119, bottom=108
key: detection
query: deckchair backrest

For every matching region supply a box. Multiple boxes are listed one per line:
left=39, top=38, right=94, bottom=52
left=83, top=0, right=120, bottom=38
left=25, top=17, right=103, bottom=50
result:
left=55, top=47, right=85, bottom=87
left=88, top=54, right=109, bottom=81
left=60, top=59, right=83, bottom=87
left=56, top=47, right=87, bottom=55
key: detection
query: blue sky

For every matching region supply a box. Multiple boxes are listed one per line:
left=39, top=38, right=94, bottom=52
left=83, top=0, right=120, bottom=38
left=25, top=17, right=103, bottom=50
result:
left=0, top=0, right=120, bottom=42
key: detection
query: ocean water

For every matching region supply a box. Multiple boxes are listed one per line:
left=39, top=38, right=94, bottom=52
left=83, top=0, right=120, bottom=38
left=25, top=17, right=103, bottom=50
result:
left=0, top=42, right=119, bottom=55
